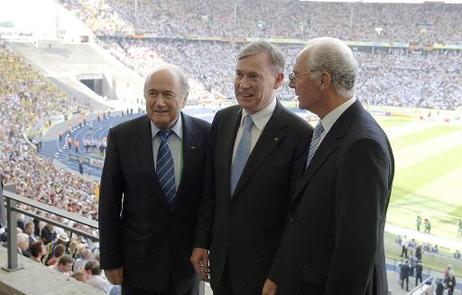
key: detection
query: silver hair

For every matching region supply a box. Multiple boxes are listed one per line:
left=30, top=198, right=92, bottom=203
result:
left=302, top=37, right=359, bottom=98
left=17, top=233, right=29, bottom=244
left=238, top=41, right=285, bottom=74
left=143, top=64, right=190, bottom=99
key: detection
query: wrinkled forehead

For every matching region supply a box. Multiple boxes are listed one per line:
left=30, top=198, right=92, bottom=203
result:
left=146, top=69, right=182, bottom=92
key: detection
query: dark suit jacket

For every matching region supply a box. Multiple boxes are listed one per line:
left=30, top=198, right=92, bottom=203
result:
left=98, top=113, right=210, bottom=293
left=197, top=102, right=312, bottom=293
left=270, top=101, right=394, bottom=295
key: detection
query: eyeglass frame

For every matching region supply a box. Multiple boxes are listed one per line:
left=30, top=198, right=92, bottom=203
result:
left=288, top=70, right=317, bottom=84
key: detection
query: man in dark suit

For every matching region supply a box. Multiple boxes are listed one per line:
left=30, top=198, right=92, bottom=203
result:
left=266, top=37, right=394, bottom=294
left=99, top=64, right=210, bottom=295
left=191, top=41, right=311, bottom=294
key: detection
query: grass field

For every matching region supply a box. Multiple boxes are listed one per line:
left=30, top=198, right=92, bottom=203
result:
left=377, top=116, right=462, bottom=241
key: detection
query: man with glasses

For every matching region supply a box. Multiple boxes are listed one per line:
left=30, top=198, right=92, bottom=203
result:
left=99, top=64, right=210, bottom=295
left=191, top=41, right=311, bottom=294
left=266, top=37, right=394, bottom=295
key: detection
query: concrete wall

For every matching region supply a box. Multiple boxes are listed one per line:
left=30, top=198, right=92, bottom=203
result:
left=0, top=247, right=103, bottom=295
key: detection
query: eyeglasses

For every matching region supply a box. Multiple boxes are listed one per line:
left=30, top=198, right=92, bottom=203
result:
left=288, top=71, right=312, bottom=84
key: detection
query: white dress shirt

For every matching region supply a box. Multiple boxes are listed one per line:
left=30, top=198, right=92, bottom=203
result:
left=232, top=98, right=277, bottom=164
left=317, top=97, right=356, bottom=145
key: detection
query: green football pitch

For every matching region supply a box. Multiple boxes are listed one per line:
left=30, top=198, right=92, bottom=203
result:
left=377, top=116, right=462, bottom=240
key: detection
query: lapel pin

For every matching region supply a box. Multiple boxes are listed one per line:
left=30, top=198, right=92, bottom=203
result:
left=274, top=137, right=279, bottom=142
left=190, top=146, right=196, bottom=150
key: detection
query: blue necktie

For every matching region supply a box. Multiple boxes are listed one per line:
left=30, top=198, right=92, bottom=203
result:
left=231, top=115, right=253, bottom=195
left=306, top=122, right=324, bottom=169
left=156, top=130, right=176, bottom=206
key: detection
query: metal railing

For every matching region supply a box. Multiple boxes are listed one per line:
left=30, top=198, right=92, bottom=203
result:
left=2, top=188, right=207, bottom=294
left=407, top=275, right=434, bottom=295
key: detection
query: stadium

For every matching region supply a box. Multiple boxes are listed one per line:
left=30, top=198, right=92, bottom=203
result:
left=0, top=0, right=461, bottom=294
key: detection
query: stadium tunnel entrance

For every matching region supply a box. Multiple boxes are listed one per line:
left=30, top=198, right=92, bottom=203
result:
left=77, top=73, right=107, bottom=97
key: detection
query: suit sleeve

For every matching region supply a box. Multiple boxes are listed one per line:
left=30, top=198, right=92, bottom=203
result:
left=193, top=117, right=217, bottom=249
left=98, top=128, right=125, bottom=270
left=325, top=138, right=391, bottom=294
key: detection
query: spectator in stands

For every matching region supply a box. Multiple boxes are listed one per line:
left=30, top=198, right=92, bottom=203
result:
left=46, top=244, right=65, bottom=266
left=99, top=64, right=210, bottom=294
left=400, top=259, right=411, bottom=291
left=55, top=232, right=70, bottom=249
left=266, top=37, right=393, bottom=294
left=192, top=40, right=311, bottom=294
left=24, top=221, right=38, bottom=245
left=17, top=232, right=31, bottom=257
left=415, top=260, right=423, bottom=286
left=41, top=223, right=57, bottom=245
left=84, top=261, right=112, bottom=294
left=29, top=240, right=46, bottom=263
left=71, top=270, right=88, bottom=282
left=73, top=248, right=93, bottom=272
left=49, top=255, right=73, bottom=276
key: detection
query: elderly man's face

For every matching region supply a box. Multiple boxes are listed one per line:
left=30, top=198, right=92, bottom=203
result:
left=145, top=69, right=186, bottom=130
left=290, top=52, right=322, bottom=112
left=25, top=224, right=34, bottom=235
left=234, top=52, right=281, bottom=115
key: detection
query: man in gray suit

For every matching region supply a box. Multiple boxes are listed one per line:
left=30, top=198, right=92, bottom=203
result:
left=267, top=37, right=394, bottom=295
left=191, top=41, right=311, bottom=294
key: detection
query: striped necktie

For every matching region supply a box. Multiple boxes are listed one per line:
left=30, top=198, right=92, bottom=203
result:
left=231, top=115, right=253, bottom=195
left=156, top=130, right=176, bottom=206
left=306, top=122, right=324, bottom=169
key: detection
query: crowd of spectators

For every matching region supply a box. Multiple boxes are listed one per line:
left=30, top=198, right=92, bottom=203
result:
left=0, top=42, right=120, bottom=292
left=61, top=0, right=462, bottom=44
left=11, top=217, right=117, bottom=294
left=0, top=45, right=99, bottom=228
left=101, top=38, right=462, bottom=110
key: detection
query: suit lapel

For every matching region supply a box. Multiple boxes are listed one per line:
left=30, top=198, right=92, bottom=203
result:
left=292, top=101, right=363, bottom=204
left=174, top=113, right=199, bottom=208
left=232, top=102, right=287, bottom=197
left=133, top=116, right=168, bottom=209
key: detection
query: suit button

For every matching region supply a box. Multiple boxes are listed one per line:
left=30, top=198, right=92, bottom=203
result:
left=289, top=217, right=294, bottom=224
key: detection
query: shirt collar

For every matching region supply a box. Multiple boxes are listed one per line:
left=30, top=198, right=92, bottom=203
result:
left=320, top=97, right=356, bottom=137
left=241, top=98, right=277, bottom=131
left=150, top=113, right=183, bottom=140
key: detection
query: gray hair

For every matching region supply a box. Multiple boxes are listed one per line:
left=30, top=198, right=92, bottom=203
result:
left=302, top=37, right=359, bottom=98
left=17, top=233, right=29, bottom=244
left=143, top=64, right=190, bottom=99
left=238, top=41, right=285, bottom=74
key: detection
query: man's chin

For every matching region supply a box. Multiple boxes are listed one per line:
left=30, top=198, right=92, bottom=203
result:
left=150, top=118, right=172, bottom=130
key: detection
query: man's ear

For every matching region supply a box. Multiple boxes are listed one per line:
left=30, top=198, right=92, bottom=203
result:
left=320, top=72, right=331, bottom=90
left=274, top=72, right=284, bottom=89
